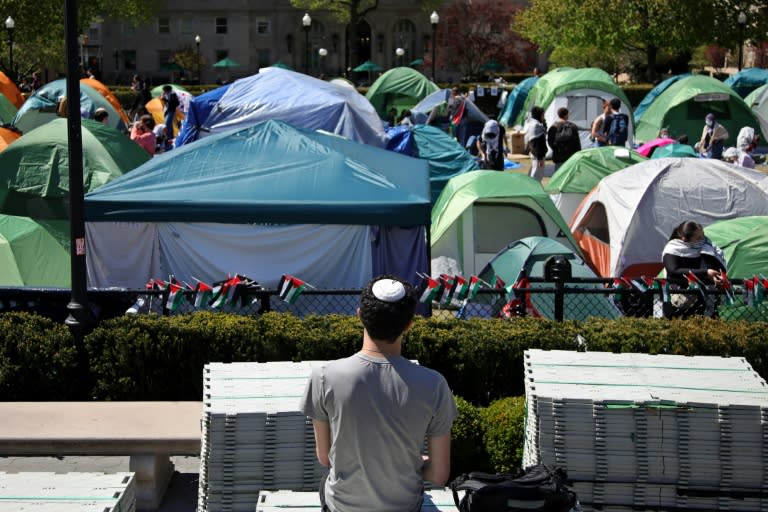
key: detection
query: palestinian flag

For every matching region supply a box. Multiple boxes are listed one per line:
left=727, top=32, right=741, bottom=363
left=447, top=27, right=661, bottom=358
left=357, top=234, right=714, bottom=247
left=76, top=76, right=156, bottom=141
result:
left=279, top=274, right=306, bottom=304
left=686, top=271, right=705, bottom=298
left=744, top=278, right=755, bottom=307
left=753, top=276, right=764, bottom=305
left=611, top=278, right=628, bottom=303
left=719, top=272, right=735, bottom=305
left=449, top=99, right=466, bottom=133
left=226, top=275, right=242, bottom=305
left=653, top=278, right=670, bottom=304
left=419, top=276, right=443, bottom=304
left=194, top=282, right=213, bottom=308
left=630, top=278, right=648, bottom=293
left=452, top=275, right=470, bottom=303
left=153, top=279, right=168, bottom=291
left=167, top=283, right=186, bottom=311
left=439, top=274, right=457, bottom=305
left=467, top=276, right=483, bottom=300
left=494, top=275, right=506, bottom=289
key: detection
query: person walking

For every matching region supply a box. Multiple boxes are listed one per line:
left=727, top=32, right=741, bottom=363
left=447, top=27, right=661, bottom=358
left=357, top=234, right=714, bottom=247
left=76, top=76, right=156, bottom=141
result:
left=301, top=275, right=457, bottom=512
left=525, top=106, right=548, bottom=181
left=547, top=107, right=581, bottom=173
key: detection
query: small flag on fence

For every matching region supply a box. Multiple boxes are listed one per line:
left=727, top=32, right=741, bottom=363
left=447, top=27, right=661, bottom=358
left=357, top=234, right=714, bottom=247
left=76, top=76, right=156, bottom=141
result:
left=439, top=274, right=457, bottom=306
left=419, top=276, right=443, bottom=304
left=719, top=272, right=735, bottom=305
left=167, top=282, right=187, bottom=311
left=653, top=278, right=670, bottom=303
left=279, top=274, right=307, bottom=304
left=194, top=281, right=213, bottom=308
left=467, top=276, right=483, bottom=300
left=452, top=275, right=470, bottom=303
left=686, top=271, right=706, bottom=298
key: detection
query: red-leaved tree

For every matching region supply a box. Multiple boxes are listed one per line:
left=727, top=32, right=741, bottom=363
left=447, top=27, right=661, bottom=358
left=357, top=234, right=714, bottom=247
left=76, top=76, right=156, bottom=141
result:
left=431, top=0, right=536, bottom=79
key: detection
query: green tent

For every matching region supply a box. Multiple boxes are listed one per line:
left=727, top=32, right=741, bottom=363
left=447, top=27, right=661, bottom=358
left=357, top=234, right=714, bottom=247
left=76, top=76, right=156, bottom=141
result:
left=0, top=93, right=17, bottom=125
left=544, top=146, right=647, bottom=221
left=634, top=74, right=764, bottom=144
left=744, top=83, right=768, bottom=144
left=12, top=79, right=125, bottom=134
left=513, top=67, right=632, bottom=128
left=0, top=215, right=70, bottom=287
left=365, top=67, right=439, bottom=119
left=0, top=118, right=150, bottom=220
left=477, top=236, right=620, bottom=320
left=431, top=171, right=580, bottom=276
left=650, top=142, right=697, bottom=158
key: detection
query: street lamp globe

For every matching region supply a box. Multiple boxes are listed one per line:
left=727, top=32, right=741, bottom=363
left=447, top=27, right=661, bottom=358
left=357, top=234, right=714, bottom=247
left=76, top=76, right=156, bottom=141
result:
left=430, top=11, right=439, bottom=25
left=396, top=47, right=405, bottom=57
left=195, top=34, right=201, bottom=44
left=4, top=16, right=13, bottom=30
left=318, top=48, right=328, bottom=57
left=738, top=11, right=746, bottom=25
left=302, top=13, right=312, bottom=28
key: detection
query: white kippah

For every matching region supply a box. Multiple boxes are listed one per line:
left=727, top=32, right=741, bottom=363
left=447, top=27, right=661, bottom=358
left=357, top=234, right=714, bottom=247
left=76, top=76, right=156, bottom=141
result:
left=371, top=279, right=406, bottom=302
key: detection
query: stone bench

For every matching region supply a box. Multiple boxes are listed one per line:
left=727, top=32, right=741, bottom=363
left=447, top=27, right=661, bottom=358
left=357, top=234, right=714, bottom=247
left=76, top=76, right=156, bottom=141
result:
left=0, top=401, right=202, bottom=511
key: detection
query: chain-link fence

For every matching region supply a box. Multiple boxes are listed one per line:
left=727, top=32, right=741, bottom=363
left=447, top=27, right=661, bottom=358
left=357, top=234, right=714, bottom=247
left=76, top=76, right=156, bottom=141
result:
left=1, top=277, right=767, bottom=324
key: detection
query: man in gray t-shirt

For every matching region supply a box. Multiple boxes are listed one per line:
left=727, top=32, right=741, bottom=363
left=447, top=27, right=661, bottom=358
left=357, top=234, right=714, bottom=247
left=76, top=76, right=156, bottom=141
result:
left=300, top=275, right=458, bottom=512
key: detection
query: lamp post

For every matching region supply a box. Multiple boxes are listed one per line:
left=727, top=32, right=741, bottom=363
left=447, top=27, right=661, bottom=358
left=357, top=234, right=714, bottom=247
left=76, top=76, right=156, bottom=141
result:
left=318, top=47, right=327, bottom=77
left=396, top=47, right=404, bottom=67
left=4, top=16, right=14, bottom=82
left=195, top=34, right=201, bottom=83
left=302, top=13, right=311, bottom=74
left=430, top=11, right=439, bottom=81
left=737, top=12, right=746, bottom=71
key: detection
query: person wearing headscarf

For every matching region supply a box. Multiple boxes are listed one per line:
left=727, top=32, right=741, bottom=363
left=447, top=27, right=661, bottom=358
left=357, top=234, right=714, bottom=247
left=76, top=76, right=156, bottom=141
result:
left=697, top=113, right=728, bottom=159
left=524, top=106, right=547, bottom=180
left=735, top=126, right=758, bottom=168
left=662, top=220, right=726, bottom=318
left=476, top=119, right=506, bottom=170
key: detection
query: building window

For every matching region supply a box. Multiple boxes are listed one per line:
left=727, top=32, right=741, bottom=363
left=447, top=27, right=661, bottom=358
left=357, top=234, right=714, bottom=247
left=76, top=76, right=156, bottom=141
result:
left=158, top=17, right=170, bottom=34
left=181, top=18, right=194, bottom=35
left=255, top=18, right=270, bottom=35
left=216, top=17, right=228, bottom=34
left=157, top=49, right=172, bottom=69
left=215, top=49, right=229, bottom=61
left=123, top=50, right=136, bottom=71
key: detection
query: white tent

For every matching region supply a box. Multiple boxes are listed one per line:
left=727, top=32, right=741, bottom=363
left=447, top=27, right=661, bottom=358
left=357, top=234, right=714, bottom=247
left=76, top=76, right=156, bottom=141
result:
left=570, top=157, right=768, bottom=278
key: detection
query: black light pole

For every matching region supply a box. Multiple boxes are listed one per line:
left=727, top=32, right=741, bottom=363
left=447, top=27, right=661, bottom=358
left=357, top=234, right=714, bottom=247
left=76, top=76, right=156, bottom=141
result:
left=64, top=0, right=91, bottom=337
left=4, top=16, right=14, bottom=82
left=738, top=12, right=746, bottom=72
left=318, top=47, right=327, bottom=77
left=430, top=11, right=439, bottom=82
left=302, top=13, right=311, bottom=74
left=195, top=34, right=201, bottom=83
left=396, top=47, right=404, bottom=67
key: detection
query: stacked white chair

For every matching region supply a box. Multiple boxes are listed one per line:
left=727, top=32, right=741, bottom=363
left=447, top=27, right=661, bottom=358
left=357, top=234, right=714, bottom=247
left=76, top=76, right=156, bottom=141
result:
left=255, top=488, right=457, bottom=511
left=0, top=472, right=135, bottom=512
left=523, top=349, right=768, bottom=511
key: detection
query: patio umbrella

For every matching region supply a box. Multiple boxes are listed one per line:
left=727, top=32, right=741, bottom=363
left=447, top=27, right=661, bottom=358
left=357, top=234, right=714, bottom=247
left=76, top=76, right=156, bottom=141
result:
left=480, top=59, right=504, bottom=72
left=213, top=57, right=241, bottom=68
left=271, top=61, right=293, bottom=70
left=409, top=58, right=424, bottom=67
left=353, top=60, right=384, bottom=83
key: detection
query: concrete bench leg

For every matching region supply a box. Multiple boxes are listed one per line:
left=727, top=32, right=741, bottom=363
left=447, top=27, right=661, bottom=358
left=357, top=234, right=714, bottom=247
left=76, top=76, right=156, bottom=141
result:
left=129, top=453, right=175, bottom=511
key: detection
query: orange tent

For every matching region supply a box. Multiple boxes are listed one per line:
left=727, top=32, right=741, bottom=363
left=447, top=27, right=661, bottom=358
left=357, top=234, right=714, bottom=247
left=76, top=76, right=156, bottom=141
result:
left=145, top=97, right=184, bottom=136
left=0, top=127, right=21, bottom=152
left=81, top=78, right=130, bottom=126
left=0, top=72, right=24, bottom=108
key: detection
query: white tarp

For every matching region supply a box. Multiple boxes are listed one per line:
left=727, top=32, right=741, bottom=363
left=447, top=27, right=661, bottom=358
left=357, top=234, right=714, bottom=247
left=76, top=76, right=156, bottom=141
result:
left=86, top=222, right=372, bottom=289
left=570, top=157, right=768, bottom=276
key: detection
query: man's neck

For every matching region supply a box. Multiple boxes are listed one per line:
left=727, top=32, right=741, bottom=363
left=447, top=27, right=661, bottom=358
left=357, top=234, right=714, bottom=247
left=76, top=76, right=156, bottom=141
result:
left=361, top=333, right=401, bottom=357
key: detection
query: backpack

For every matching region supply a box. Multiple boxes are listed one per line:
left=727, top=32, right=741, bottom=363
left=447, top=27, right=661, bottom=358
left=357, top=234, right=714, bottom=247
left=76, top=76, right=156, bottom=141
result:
left=605, top=112, right=629, bottom=146
left=450, top=464, right=577, bottom=512
left=552, top=122, right=579, bottom=157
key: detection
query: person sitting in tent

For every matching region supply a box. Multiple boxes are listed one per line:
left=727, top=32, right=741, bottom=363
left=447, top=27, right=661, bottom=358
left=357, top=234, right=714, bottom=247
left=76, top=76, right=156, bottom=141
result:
left=733, top=126, right=759, bottom=168
left=697, top=113, right=728, bottom=159
left=476, top=119, right=506, bottom=170
left=525, top=106, right=547, bottom=180
left=662, top=220, right=726, bottom=319
left=130, top=114, right=157, bottom=156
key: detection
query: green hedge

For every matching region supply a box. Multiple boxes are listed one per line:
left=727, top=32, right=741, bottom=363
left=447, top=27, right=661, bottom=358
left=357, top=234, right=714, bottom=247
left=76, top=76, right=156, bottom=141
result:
left=3, top=311, right=768, bottom=402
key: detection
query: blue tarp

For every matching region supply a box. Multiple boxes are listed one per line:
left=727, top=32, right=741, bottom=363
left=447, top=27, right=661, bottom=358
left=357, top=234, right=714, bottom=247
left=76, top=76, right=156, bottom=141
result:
left=724, top=68, right=768, bottom=98
left=85, top=119, right=430, bottom=226
left=633, top=73, right=690, bottom=123
left=175, top=84, right=230, bottom=146
left=200, top=68, right=386, bottom=146
left=386, top=125, right=478, bottom=203
left=498, top=76, right=538, bottom=128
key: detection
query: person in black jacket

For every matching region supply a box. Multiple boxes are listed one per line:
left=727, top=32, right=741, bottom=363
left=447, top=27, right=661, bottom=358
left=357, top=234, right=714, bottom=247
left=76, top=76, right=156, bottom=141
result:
left=661, top=221, right=726, bottom=318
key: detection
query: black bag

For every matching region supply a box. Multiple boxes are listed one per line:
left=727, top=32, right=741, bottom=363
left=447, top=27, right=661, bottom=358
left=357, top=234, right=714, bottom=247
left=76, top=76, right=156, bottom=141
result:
left=450, top=464, right=576, bottom=512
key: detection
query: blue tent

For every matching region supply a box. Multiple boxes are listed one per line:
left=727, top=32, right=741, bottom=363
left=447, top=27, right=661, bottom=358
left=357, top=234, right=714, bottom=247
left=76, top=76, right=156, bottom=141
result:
left=84, top=120, right=430, bottom=291
left=724, top=68, right=768, bottom=98
left=633, top=74, right=690, bottom=123
left=200, top=68, right=386, bottom=146
left=386, top=124, right=478, bottom=203
left=175, top=84, right=231, bottom=146
left=498, top=76, right=538, bottom=128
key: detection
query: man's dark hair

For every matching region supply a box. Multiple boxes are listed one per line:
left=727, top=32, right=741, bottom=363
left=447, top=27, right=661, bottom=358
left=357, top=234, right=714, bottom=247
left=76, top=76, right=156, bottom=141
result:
left=557, top=107, right=568, bottom=119
left=609, top=98, right=621, bottom=110
left=93, top=109, right=109, bottom=123
left=531, top=106, right=545, bottom=122
left=162, top=84, right=172, bottom=92
left=359, top=275, right=417, bottom=343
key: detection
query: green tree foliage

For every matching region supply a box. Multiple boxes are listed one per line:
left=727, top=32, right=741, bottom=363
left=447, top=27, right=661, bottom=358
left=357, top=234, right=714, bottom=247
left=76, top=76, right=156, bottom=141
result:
left=515, top=0, right=716, bottom=81
left=0, top=0, right=157, bottom=79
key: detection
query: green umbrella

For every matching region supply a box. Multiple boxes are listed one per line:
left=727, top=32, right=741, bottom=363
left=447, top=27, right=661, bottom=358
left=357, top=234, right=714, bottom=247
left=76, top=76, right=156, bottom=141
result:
left=151, top=83, right=190, bottom=98
left=409, top=58, right=424, bottom=67
left=353, top=60, right=384, bottom=73
left=0, top=118, right=150, bottom=220
left=160, top=62, right=185, bottom=72
left=480, top=60, right=505, bottom=72
left=213, top=57, right=241, bottom=68
left=0, top=214, right=70, bottom=287
left=271, top=61, right=293, bottom=70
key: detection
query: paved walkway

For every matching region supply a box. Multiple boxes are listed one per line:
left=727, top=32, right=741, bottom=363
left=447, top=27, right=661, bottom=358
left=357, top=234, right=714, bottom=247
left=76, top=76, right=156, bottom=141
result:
left=0, top=455, right=200, bottom=512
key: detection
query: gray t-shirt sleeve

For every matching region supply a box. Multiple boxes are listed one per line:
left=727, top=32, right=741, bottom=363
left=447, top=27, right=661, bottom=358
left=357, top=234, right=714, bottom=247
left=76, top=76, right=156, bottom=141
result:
left=426, top=375, right=458, bottom=437
left=300, top=366, right=328, bottom=421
